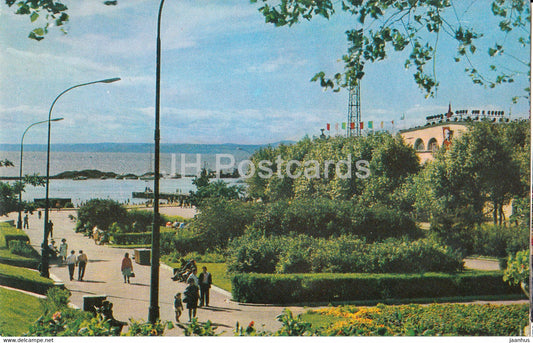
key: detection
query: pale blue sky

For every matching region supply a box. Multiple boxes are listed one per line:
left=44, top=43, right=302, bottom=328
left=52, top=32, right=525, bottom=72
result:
left=0, top=0, right=529, bottom=144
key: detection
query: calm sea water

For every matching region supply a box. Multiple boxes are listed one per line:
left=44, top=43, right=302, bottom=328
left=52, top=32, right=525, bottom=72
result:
left=0, top=151, right=247, bottom=205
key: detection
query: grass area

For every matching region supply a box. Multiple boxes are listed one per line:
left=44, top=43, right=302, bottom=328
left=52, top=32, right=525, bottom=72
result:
left=164, top=261, right=232, bottom=292
left=0, top=287, right=42, bottom=336
left=0, top=263, right=54, bottom=285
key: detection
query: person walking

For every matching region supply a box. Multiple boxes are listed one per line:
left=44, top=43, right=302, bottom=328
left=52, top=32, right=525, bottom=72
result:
left=186, top=267, right=199, bottom=287
left=23, top=214, right=29, bottom=229
left=66, top=250, right=77, bottom=281
left=183, top=278, right=199, bottom=322
left=199, top=266, right=212, bottom=307
left=58, top=239, right=68, bottom=264
left=47, top=220, right=54, bottom=239
left=121, top=253, right=134, bottom=284
left=77, top=250, right=88, bottom=281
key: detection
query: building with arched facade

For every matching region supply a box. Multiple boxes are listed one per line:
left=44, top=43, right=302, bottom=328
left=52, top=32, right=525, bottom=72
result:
left=399, top=106, right=510, bottom=163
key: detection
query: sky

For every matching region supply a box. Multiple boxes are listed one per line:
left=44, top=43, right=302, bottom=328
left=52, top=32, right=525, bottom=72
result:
left=0, top=0, right=530, bottom=145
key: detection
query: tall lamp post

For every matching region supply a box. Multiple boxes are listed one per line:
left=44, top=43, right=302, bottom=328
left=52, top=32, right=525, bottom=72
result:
left=149, top=0, right=165, bottom=323
left=17, top=118, right=64, bottom=229
left=41, top=77, right=120, bottom=278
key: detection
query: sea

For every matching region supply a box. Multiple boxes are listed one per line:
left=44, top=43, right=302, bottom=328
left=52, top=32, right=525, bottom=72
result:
left=0, top=150, right=249, bottom=206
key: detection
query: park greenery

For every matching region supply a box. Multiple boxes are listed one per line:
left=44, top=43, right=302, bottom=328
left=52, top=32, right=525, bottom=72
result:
left=69, top=121, right=530, bottom=305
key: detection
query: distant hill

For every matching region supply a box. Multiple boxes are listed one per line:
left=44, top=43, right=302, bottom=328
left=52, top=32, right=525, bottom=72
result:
left=0, top=142, right=295, bottom=153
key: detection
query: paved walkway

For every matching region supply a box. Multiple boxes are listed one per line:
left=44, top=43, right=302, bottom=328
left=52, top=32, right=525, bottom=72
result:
left=7, top=210, right=301, bottom=336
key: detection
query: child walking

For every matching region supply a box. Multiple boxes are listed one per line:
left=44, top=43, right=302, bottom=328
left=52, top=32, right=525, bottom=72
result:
left=173, top=292, right=183, bottom=322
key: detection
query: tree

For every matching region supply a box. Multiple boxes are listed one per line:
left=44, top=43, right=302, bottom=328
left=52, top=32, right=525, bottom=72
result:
left=422, top=122, right=526, bottom=225
left=252, top=0, right=530, bottom=100
left=4, top=0, right=117, bottom=40
left=76, top=199, right=128, bottom=233
left=189, top=168, right=244, bottom=207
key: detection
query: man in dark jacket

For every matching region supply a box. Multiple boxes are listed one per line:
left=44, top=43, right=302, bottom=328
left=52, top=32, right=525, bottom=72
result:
left=198, top=266, right=212, bottom=307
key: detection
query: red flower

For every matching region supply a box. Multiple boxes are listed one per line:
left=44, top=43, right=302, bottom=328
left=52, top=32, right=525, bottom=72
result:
left=52, top=311, right=62, bottom=322
left=248, top=321, right=255, bottom=327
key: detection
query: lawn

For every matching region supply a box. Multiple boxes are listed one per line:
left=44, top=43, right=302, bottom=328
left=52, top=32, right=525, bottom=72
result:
left=0, top=263, right=54, bottom=286
left=164, top=261, right=231, bottom=292
left=0, top=287, right=42, bottom=336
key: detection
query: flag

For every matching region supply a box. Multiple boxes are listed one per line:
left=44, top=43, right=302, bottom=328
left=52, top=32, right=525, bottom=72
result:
left=350, top=122, right=355, bottom=130
left=342, top=122, right=346, bottom=129
left=326, top=123, right=330, bottom=131
left=335, top=123, right=339, bottom=131
left=380, top=121, right=384, bottom=129
left=368, top=121, right=373, bottom=129
left=400, top=113, right=405, bottom=120
left=359, top=122, right=364, bottom=129
left=391, top=120, right=394, bottom=125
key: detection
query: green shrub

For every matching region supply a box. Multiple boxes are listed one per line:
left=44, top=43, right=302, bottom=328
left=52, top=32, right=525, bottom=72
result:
left=231, top=271, right=522, bottom=304
left=0, top=223, right=29, bottom=248
left=77, top=199, right=128, bottom=233
left=431, top=218, right=528, bottom=258
left=111, top=230, right=175, bottom=246
left=188, top=198, right=259, bottom=250
left=227, top=235, right=463, bottom=274
left=471, top=223, right=528, bottom=257
left=252, top=199, right=420, bottom=241
left=9, top=240, right=38, bottom=259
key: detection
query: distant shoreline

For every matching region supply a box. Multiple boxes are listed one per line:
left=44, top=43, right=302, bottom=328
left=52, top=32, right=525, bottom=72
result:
left=0, top=141, right=291, bottom=153
left=0, top=169, right=240, bottom=180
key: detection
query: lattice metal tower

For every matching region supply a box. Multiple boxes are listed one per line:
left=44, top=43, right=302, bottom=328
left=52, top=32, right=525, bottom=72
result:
left=346, top=80, right=361, bottom=137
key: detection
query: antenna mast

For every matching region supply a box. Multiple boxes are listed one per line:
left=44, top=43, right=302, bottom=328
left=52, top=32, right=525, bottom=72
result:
left=346, top=80, right=361, bottom=137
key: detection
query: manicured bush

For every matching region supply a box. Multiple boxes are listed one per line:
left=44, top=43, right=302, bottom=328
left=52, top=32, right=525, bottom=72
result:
left=111, top=230, right=175, bottom=246
left=0, top=223, right=29, bottom=248
left=231, top=271, right=523, bottom=304
left=227, top=235, right=463, bottom=274
left=252, top=199, right=420, bottom=241
left=9, top=240, right=39, bottom=259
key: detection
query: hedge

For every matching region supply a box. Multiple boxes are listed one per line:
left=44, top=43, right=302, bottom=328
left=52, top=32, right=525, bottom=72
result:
left=0, top=225, right=29, bottom=248
left=231, top=271, right=523, bottom=304
left=0, top=263, right=56, bottom=295
left=111, top=230, right=175, bottom=245
left=0, top=249, right=39, bottom=269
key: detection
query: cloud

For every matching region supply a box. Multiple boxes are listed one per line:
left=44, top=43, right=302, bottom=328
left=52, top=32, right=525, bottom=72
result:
left=4, top=47, right=121, bottom=76
left=246, top=55, right=307, bottom=74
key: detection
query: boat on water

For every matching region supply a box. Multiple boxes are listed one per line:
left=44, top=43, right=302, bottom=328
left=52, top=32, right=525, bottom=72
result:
left=73, top=176, right=88, bottom=180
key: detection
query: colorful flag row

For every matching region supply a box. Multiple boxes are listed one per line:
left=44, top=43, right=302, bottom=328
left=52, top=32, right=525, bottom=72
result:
left=326, top=121, right=395, bottom=131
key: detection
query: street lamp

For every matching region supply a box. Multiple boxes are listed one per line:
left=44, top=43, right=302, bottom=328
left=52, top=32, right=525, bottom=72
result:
left=41, top=77, right=120, bottom=278
left=149, top=0, right=166, bottom=323
left=17, top=118, right=64, bottom=229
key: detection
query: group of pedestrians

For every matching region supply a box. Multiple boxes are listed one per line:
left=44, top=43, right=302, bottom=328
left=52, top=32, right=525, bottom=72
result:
left=175, top=266, right=212, bottom=322
left=65, top=248, right=89, bottom=281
